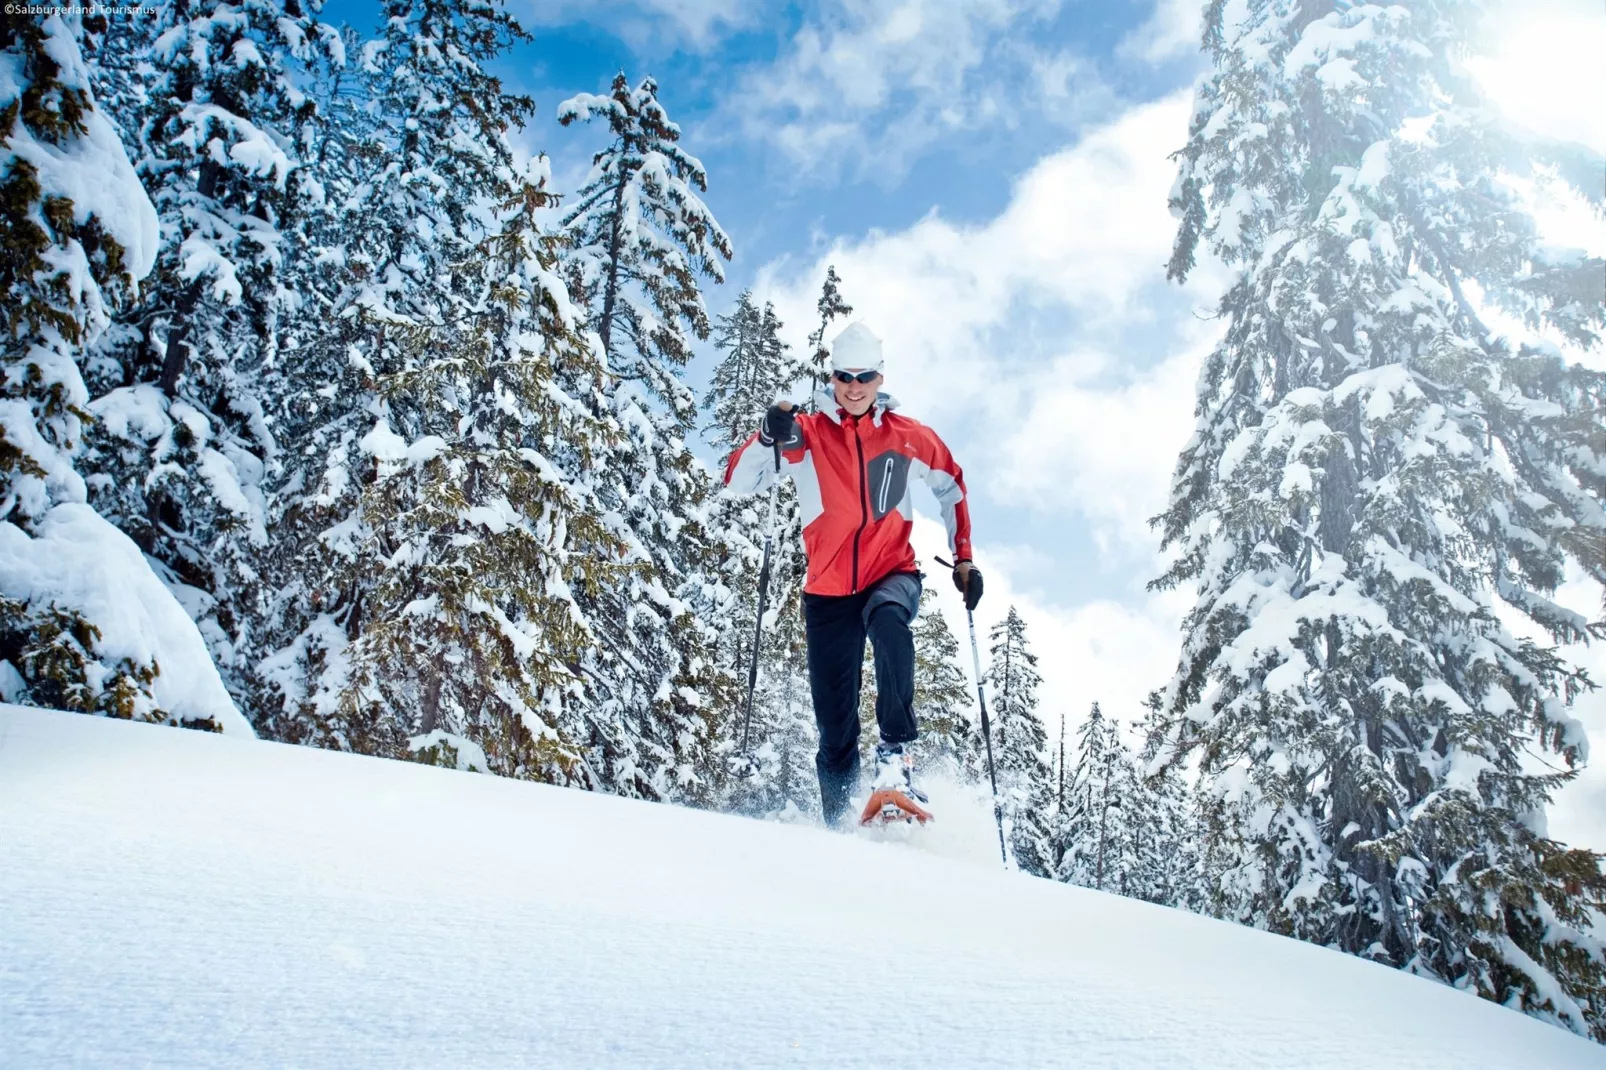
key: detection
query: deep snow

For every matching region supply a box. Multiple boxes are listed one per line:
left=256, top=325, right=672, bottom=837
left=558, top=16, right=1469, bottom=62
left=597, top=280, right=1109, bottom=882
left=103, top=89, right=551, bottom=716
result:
left=1, top=705, right=1600, bottom=1068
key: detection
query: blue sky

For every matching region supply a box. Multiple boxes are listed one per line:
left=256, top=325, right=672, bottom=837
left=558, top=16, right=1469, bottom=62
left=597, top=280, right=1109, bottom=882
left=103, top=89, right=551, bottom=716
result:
left=321, top=0, right=1606, bottom=844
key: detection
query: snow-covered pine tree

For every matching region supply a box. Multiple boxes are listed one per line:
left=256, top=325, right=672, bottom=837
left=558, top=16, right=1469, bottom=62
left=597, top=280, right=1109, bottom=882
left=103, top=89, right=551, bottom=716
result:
left=558, top=72, right=737, bottom=805
left=331, top=162, right=624, bottom=779
left=804, top=264, right=852, bottom=407
left=1056, top=704, right=1190, bottom=902
left=1151, top=0, right=1606, bottom=1039
left=1058, top=703, right=1127, bottom=889
left=252, top=0, right=629, bottom=780
left=986, top=606, right=1054, bottom=875
left=1126, top=763, right=1195, bottom=908
left=702, top=267, right=849, bottom=812
left=0, top=12, right=246, bottom=730
left=81, top=0, right=336, bottom=702
left=911, top=589, right=979, bottom=779
left=246, top=12, right=400, bottom=748
left=701, top=291, right=816, bottom=814
left=559, top=72, right=731, bottom=425
left=702, top=291, right=760, bottom=440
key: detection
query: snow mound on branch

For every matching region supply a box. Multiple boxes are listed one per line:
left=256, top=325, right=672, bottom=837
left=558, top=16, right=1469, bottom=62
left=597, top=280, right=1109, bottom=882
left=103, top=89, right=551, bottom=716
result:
left=0, top=506, right=250, bottom=734
left=0, top=16, right=160, bottom=277
left=2, top=707, right=1598, bottom=1068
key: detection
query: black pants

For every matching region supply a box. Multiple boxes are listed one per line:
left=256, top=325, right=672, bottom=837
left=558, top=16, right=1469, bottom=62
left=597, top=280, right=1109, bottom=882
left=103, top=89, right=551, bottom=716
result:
left=803, top=571, right=922, bottom=825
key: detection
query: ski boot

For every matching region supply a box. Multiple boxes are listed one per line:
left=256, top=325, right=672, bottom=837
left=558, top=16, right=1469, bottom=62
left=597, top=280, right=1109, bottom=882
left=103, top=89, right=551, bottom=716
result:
left=859, top=742, right=933, bottom=826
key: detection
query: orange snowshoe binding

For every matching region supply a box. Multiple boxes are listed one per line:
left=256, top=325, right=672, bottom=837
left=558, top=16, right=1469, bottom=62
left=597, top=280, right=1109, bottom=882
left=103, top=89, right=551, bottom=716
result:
left=859, top=743, right=933, bottom=826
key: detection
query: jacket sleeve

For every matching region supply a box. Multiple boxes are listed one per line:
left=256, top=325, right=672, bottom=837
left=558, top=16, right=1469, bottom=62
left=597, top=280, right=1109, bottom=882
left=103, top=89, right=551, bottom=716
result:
left=722, top=420, right=807, bottom=495
left=914, top=423, right=973, bottom=562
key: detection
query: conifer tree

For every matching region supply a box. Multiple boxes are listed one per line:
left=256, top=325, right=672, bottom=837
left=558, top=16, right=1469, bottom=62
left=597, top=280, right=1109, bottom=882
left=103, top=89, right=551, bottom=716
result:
left=1151, top=0, right=1606, bottom=1038
left=701, top=291, right=814, bottom=813
left=246, top=9, right=407, bottom=747
left=1056, top=710, right=1067, bottom=808
left=336, top=164, right=624, bottom=780
left=82, top=0, right=336, bottom=700
left=559, top=72, right=732, bottom=424
left=911, top=590, right=978, bottom=779
left=805, top=265, right=852, bottom=406
left=702, top=290, right=763, bottom=451
left=0, top=13, right=184, bottom=720
left=703, top=272, right=845, bottom=813
left=1127, top=764, right=1193, bottom=908
left=703, top=292, right=808, bottom=455
left=1058, top=704, right=1129, bottom=890
left=252, top=0, right=640, bottom=787
left=558, top=72, right=737, bottom=804
left=987, top=606, right=1054, bottom=874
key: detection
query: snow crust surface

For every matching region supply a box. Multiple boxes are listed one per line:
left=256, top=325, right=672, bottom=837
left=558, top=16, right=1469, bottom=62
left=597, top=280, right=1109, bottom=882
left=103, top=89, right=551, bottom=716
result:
left=1, top=707, right=1599, bottom=1069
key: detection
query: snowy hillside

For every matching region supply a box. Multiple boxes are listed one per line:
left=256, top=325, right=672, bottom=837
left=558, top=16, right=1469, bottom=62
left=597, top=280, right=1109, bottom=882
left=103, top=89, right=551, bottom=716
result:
left=2, top=708, right=1598, bottom=1068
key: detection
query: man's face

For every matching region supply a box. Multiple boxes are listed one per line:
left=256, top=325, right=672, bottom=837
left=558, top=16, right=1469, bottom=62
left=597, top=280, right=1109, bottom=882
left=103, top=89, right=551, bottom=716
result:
left=832, top=369, right=883, bottom=417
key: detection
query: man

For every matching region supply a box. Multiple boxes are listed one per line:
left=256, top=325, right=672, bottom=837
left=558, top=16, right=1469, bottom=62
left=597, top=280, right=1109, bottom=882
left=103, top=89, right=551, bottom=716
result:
left=724, top=322, right=982, bottom=826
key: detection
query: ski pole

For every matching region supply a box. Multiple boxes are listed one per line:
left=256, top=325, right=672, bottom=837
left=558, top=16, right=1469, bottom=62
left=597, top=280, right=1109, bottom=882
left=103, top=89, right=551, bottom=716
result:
left=735, top=440, right=783, bottom=772
left=938, top=557, right=1008, bottom=866
left=966, top=607, right=1008, bottom=866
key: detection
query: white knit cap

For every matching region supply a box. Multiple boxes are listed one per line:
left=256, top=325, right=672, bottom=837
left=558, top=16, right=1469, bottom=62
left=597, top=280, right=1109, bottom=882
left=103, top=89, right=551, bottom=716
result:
left=830, top=322, right=883, bottom=373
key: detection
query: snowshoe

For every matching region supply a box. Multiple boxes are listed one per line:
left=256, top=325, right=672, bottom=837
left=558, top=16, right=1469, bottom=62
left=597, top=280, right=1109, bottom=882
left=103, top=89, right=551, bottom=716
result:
left=859, top=743, right=933, bottom=827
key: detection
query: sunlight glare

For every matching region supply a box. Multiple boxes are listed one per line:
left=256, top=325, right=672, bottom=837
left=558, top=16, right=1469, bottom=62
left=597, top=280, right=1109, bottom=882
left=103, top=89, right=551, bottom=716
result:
left=1466, top=3, right=1606, bottom=154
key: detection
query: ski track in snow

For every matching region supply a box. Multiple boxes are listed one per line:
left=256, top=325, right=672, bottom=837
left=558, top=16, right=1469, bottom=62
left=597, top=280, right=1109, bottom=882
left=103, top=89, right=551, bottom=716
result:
left=1, top=706, right=1600, bottom=1069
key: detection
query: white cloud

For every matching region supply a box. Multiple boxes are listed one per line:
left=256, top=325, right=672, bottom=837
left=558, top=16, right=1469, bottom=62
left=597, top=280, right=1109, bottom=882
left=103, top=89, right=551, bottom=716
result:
left=1116, top=0, right=1207, bottom=66
left=718, top=0, right=1113, bottom=182
left=991, top=341, right=1204, bottom=555
left=755, top=90, right=1218, bottom=534
left=522, top=0, right=758, bottom=53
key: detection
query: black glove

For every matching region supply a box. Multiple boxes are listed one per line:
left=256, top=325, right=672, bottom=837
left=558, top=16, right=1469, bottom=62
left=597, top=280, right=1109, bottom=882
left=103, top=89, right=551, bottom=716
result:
left=953, top=560, right=983, bottom=611
left=760, top=403, right=797, bottom=447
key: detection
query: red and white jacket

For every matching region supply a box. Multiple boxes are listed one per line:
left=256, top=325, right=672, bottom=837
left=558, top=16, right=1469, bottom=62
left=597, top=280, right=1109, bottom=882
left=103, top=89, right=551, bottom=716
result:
left=723, top=389, right=973, bottom=597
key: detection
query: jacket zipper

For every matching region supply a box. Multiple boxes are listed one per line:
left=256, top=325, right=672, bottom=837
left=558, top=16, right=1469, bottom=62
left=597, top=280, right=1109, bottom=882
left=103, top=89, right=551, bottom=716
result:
left=851, top=417, right=869, bottom=593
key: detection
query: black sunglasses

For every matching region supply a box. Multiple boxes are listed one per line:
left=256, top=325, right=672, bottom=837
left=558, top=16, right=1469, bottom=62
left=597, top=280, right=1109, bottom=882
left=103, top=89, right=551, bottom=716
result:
left=832, top=369, right=880, bottom=384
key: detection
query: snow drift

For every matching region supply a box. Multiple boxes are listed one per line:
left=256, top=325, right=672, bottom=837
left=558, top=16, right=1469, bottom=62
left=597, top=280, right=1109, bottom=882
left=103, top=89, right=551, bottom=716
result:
left=0, top=506, right=251, bottom=734
left=1, top=706, right=1597, bottom=1068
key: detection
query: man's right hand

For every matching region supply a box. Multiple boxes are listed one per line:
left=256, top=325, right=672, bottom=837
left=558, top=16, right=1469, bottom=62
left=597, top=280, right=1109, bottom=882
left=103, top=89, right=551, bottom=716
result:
left=761, top=402, right=796, bottom=446
left=953, top=560, right=983, bottom=611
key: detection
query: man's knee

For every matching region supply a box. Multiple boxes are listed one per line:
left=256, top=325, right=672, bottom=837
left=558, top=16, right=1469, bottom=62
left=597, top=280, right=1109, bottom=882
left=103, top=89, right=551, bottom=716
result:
left=868, top=598, right=909, bottom=628
left=867, top=601, right=912, bottom=645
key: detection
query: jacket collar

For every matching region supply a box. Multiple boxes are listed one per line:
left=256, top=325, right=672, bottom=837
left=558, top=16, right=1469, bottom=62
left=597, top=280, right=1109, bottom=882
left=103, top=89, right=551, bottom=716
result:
left=812, top=387, right=900, bottom=427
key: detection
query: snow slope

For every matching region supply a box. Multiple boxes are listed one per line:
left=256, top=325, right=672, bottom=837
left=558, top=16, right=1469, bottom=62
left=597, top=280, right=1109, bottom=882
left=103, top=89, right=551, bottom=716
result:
left=1, top=706, right=1599, bottom=1069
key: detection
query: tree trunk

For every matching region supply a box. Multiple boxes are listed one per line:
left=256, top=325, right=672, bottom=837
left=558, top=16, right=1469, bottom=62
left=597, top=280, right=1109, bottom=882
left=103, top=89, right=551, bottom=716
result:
left=1095, top=750, right=1112, bottom=890
left=159, top=277, right=207, bottom=396
left=1056, top=714, right=1066, bottom=807
left=420, top=672, right=443, bottom=736
left=598, top=166, right=629, bottom=364
left=159, top=159, right=223, bottom=396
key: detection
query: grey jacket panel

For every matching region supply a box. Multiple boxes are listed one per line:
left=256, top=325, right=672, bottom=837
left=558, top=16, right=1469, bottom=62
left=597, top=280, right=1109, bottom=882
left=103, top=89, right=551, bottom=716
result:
left=865, top=449, right=911, bottom=522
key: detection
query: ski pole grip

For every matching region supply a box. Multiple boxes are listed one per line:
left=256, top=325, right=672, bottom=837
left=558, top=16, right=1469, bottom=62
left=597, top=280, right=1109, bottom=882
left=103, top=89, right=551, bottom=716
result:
left=766, top=400, right=793, bottom=471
